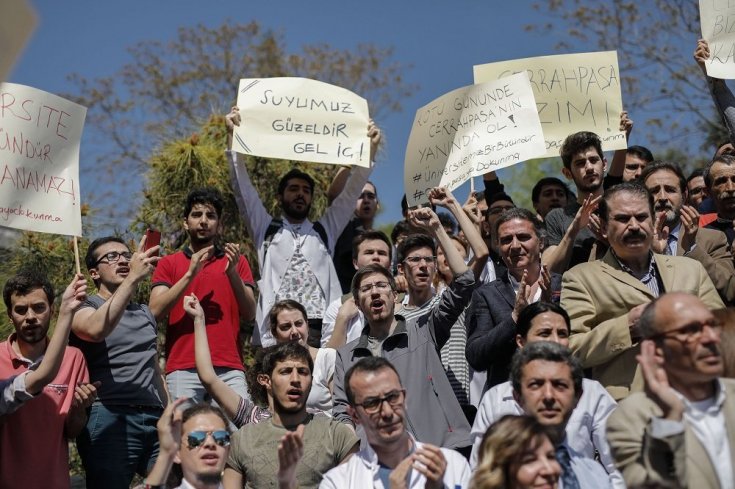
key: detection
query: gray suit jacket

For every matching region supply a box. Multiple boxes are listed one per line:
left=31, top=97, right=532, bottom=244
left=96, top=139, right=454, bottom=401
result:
left=677, top=227, right=735, bottom=305
left=607, top=379, right=735, bottom=488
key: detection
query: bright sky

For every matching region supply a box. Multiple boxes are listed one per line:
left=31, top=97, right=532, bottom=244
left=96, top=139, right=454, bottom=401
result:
left=10, top=0, right=576, bottom=229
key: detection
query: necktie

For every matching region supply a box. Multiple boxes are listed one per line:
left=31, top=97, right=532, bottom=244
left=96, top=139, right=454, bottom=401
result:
left=556, top=445, right=581, bottom=489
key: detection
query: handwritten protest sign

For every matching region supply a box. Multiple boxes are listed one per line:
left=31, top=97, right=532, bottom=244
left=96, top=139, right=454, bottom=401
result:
left=0, top=0, right=36, bottom=81
left=404, top=72, right=545, bottom=207
left=700, top=0, right=735, bottom=78
left=474, top=51, right=625, bottom=158
left=0, top=83, right=86, bottom=236
left=233, top=78, right=371, bottom=167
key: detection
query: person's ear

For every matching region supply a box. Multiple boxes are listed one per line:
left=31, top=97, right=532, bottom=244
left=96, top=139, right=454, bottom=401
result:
left=602, top=157, right=608, bottom=172
left=347, top=405, right=361, bottom=427
left=257, top=374, right=271, bottom=391
left=512, top=388, right=524, bottom=410
left=397, top=262, right=404, bottom=276
left=515, top=334, right=525, bottom=349
left=561, top=167, right=573, bottom=181
left=89, top=267, right=101, bottom=283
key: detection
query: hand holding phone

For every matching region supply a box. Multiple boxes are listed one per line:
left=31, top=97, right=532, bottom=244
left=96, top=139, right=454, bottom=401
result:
left=144, top=229, right=161, bottom=256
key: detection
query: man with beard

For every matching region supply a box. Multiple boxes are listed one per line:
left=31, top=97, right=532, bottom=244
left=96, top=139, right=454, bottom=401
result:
left=543, top=131, right=608, bottom=273
left=71, top=236, right=168, bottom=488
left=561, top=182, right=723, bottom=400
left=225, top=107, right=381, bottom=347
left=223, top=342, right=358, bottom=489
left=607, top=293, right=735, bottom=488
left=320, top=357, right=471, bottom=488
left=641, top=162, right=735, bottom=304
left=0, top=270, right=96, bottom=488
left=703, top=154, right=735, bottom=246
left=151, top=188, right=257, bottom=401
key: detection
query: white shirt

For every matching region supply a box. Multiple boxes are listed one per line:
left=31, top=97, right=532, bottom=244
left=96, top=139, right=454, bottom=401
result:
left=651, top=380, right=733, bottom=489
left=321, top=297, right=365, bottom=347
left=561, top=440, right=614, bottom=489
left=307, top=347, right=336, bottom=415
left=228, top=150, right=372, bottom=346
left=470, top=378, right=625, bottom=488
left=175, top=479, right=224, bottom=489
left=0, top=371, right=33, bottom=415
left=319, top=437, right=471, bottom=489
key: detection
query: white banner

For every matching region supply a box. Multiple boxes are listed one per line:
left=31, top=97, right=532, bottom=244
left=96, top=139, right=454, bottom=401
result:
left=474, top=51, right=626, bottom=157
left=700, top=0, right=735, bottom=78
left=404, top=72, right=545, bottom=206
left=0, top=83, right=86, bottom=236
left=234, top=77, right=371, bottom=167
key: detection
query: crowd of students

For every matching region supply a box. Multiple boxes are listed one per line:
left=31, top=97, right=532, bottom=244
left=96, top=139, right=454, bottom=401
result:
left=3, top=39, right=735, bottom=489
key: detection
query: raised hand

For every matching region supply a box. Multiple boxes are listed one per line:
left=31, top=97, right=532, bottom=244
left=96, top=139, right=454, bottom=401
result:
left=224, top=242, right=241, bottom=277
left=427, top=187, right=456, bottom=208
left=183, top=294, right=205, bottom=321
left=413, top=444, right=448, bottom=489
left=694, top=39, right=710, bottom=75
left=619, top=111, right=633, bottom=138
left=188, top=245, right=214, bottom=277
left=651, top=211, right=670, bottom=254
left=637, top=340, right=684, bottom=420
left=571, top=194, right=601, bottom=236
left=130, top=234, right=161, bottom=283
left=407, top=207, right=441, bottom=233
left=59, top=274, right=88, bottom=315
left=679, top=205, right=700, bottom=253
left=368, top=119, right=382, bottom=162
left=277, top=424, right=305, bottom=489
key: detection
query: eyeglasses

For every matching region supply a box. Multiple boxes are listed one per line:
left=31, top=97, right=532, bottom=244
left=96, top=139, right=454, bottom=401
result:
left=354, top=389, right=405, bottom=414
left=487, top=205, right=515, bottom=216
left=404, top=255, right=436, bottom=266
left=95, top=251, right=133, bottom=265
left=650, top=320, right=723, bottom=344
left=358, top=281, right=392, bottom=294
left=186, top=430, right=231, bottom=449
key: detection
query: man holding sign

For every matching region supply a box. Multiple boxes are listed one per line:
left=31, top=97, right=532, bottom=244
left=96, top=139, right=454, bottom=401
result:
left=226, top=106, right=381, bottom=347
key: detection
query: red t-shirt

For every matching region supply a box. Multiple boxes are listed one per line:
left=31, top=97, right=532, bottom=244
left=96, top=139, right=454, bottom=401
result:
left=152, top=248, right=255, bottom=373
left=0, top=335, right=89, bottom=489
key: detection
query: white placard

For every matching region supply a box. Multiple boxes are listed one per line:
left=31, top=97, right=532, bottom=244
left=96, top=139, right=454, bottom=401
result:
left=700, top=0, right=735, bottom=78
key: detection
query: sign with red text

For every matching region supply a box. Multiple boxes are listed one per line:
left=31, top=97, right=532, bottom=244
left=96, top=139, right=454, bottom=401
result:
left=0, top=83, right=86, bottom=235
left=233, top=78, right=371, bottom=167
left=474, top=51, right=625, bottom=158
left=404, top=72, right=545, bottom=206
left=700, top=0, right=735, bottom=78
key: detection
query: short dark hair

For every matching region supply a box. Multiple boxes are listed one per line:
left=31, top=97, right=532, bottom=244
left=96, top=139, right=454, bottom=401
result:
left=397, top=234, right=436, bottom=263
left=245, top=347, right=269, bottom=407
left=344, top=357, right=401, bottom=405
left=638, top=298, right=660, bottom=340
left=640, top=161, right=687, bottom=194
left=181, top=403, right=231, bottom=434
left=278, top=169, right=315, bottom=196
left=351, top=264, right=396, bottom=302
left=184, top=187, right=225, bottom=218
left=627, top=145, right=654, bottom=163
left=704, top=153, right=735, bottom=189
left=687, top=168, right=704, bottom=184
left=493, top=208, right=545, bottom=243
left=3, top=270, right=55, bottom=310
left=599, top=182, right=654, bottom=222
left=85, top=236, right=127, bottom=271
left=352, top=230, right=392, bottom=262
left=516, top=302, right=571, bottom=339
left=261, top=342, right=314, bottom=377
left=390, top=220, right=412, bottom=244
left=510, top=341, right=583, bottom=397
left=473, top=190, right=486, bottom=203
left=531, top=177, right=571, bottom=204
left=559, top=131, right=603, bottom=170
left=268, top=300, right=308, bottom=337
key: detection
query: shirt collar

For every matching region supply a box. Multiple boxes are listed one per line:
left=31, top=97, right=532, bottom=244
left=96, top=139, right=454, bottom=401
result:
left=183, top=245, right=225, bottom=259
left=176, top=479, right=224, bottom=489
left=669, top=222, right=681, bottom=240
left=676, top=379, right=727, bottom=417
left=358, top=433, right=418, bottom=471
left=611, top=249, right=656, bottom=279
left=6, top=332, right=45, bottom=368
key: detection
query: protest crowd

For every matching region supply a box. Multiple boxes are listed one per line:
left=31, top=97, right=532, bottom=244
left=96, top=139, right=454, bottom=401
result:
left=8, top=24, right=735, bottom=489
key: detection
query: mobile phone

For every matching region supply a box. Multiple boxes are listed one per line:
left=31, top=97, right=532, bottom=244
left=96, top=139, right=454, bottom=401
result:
left=144, top=229, right=161, bottom=256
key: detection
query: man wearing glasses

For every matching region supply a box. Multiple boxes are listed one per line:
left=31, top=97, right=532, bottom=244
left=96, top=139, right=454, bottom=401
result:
left=560, top=183, right=724, bottom=401
left=333, top=231, right=476, bottom=452
left=607, top=292, right=735, bottom=489
left=71, top=236, right=167, bottom=488
left=321, top=357, right=470, bottom=488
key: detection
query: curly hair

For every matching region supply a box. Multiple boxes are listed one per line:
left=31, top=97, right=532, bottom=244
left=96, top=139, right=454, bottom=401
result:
left=470, top=415, right=556, bottom=489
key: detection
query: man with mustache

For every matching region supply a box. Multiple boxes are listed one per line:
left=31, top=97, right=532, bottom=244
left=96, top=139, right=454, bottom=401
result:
left=607, top=292, right=735, bottom=488
left=226, top=107, right=381, bottom=347
left=560, top=182, right=723, bottom=400
left=641, top=161, right=735, bottom=304
left=703, top=153, right=735, bottom=246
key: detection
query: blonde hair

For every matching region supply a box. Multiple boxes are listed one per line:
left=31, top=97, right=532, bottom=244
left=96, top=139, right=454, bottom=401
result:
left=470, top=415, right=555, bottom=489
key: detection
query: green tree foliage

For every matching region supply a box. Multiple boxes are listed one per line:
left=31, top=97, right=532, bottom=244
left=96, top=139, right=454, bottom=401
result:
left=68, top=20, right=416, bottom=227
left=526, top=1, right=727, bottom=156
left=133, top=114, right=340, bottom=279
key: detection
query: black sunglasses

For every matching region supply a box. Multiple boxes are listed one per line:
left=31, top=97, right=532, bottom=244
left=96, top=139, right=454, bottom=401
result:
left=186, top=430, right=231, bottom=449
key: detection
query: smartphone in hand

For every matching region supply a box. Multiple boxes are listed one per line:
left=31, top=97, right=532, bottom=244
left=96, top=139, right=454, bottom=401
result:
left=144, top=229, right=161, bottom=256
